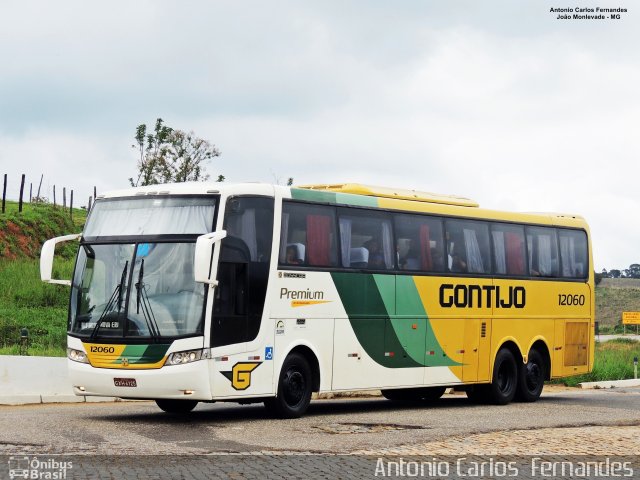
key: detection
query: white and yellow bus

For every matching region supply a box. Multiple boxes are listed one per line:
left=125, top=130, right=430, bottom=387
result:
left=40, top=182, right=594, bottom=417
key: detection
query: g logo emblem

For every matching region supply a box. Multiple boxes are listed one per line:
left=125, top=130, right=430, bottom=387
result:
left=221, top=362, right=261, bottom=390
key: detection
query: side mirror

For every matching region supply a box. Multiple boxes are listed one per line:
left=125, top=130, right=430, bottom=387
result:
left=194, top=230, right=227, bottom=284
left=40, top=233, right=81, bottom=286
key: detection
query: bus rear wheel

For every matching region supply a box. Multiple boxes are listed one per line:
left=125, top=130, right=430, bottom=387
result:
left=486, top=348, right=518, bottom=405
left=155, top=399, right=198, bottom=414
left=264, top=353, right=312, bottom=418
left=515, top=349, right=546, bottom=402
left=381, top=387, right=446, bottom=402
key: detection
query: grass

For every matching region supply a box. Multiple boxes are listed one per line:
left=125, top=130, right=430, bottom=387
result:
left=552, top=338, right=640, bottom=387
left=0, top=199, right=85, bottom=356
left=0, top=258, right=75, bottom=357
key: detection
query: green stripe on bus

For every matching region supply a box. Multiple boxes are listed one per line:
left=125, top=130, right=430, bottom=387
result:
left=372, top=274, right=395, bottom=315
left=120, top=344, right=170, bottom=364
left=396, top=276, right=460, bottom=367
left=335, top=193, right=378, bottom=207
left=331, top=272, right=422, bottom=368
left=332, top=272, right=459, bottom=368
left=291, top=188, right=378, bottom=207
left=291, top=188, right=337, bottom=203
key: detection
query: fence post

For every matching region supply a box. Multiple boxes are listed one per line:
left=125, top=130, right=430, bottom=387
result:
left=18, top=174, right=25, bottom=212
left=2, top=174, right=6, bottom=214
left=36, top=174, right=43, bottom=199
left=63, top=187, right=67, bottom=208
left=88, top=196, right=92, bottom=212
left=29, top=183, right=32, bottom=203
left=53, top=185, right=56, bottom=207
left=70, top=190, right=73, bottom=220
left=94, top=186, right=97, bottom=201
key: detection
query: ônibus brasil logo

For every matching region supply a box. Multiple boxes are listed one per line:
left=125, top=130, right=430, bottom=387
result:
left=8, top=456, right=73, bottom=479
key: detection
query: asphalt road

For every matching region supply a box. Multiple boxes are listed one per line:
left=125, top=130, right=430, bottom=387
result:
left=1, top=387, right=639, bottom=478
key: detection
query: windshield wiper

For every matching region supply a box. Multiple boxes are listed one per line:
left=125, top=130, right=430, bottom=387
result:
left=90, top=261, right=128, bottom=340
left=135, top=258, right=161, bottom=341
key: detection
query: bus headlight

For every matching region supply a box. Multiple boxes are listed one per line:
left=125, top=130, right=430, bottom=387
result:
left=165, top=349, right=210, bottom=366
left=67, top=348, right=89, bottom=364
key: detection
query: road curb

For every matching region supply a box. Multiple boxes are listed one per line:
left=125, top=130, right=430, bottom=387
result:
left=40, top=394, right=84, bottom=404
left=0, top=394, right=42, bottom=405
left=0, top=395, right=135, bottom=405
left=579, top=378, right=640, bottom=389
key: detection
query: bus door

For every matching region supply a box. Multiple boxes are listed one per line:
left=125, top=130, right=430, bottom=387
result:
left=210, top=196, right=274, bottom=397
left=462, top=318, right=491, bottom=382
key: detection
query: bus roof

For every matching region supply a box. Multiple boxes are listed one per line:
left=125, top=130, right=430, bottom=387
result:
left=298, top=183, right=479, bottom=208
left=96, top=182, right=587, bottom=230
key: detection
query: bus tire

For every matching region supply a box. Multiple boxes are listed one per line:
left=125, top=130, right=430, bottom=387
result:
left=264, top=353, right=312, bottom=418
left=487, top=348, right=518, bottom=405
left=155, top=399, right=198, bottom=414
left=515, top=349, right=546, bottom=402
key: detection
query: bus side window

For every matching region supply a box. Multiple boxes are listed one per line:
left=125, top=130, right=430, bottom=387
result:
left=338, top=208, right=394, bottom=270
left=558, top=229, right=588, bottom=278
left=280, top=202, right=338, bottom=267
left=491, top=224, right=527, bottom=276
left=445, top=219, right=491, bottom=274
left=393, top=213, right=445, bottom=272
left=526, top=226, right=559, bottom=277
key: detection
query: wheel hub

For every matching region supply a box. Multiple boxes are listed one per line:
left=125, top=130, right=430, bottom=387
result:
left=283, top=369, right=305, bottom=406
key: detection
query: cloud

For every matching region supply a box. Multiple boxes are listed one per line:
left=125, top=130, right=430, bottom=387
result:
left=0, top=0, right=638, bottom=269
left=0, top=129, right=131, bottom=205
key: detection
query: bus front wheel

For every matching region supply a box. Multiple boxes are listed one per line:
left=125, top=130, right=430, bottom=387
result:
left=486, top=348, right=518, bottom=405
left=515, top=349, right=546, bottom=402
left=264, top=353, right=313, bottom=418
left=155, top=399, right=198, bottom=414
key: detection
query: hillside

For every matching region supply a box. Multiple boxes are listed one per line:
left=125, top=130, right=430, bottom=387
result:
left=0, top=202, right=85, bottom=355
left=0, top=201, right=86, bottom=260
left=596, top=279, right=640, bottom=328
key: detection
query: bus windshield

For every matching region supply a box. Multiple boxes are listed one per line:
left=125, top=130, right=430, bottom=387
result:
left=69, top=242, right=206, bottom=339
left=84, top=196, right=217, bottom=238
left=69, top=195, right=217, bottom=339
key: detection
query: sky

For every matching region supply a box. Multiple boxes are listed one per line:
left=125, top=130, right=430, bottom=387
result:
left=0, top=0, right=638, bottom=271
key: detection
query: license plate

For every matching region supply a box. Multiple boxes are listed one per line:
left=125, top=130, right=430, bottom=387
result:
left=114, top=378, right=137, bottom=387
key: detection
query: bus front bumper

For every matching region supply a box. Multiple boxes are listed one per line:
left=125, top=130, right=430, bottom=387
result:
left=68, top=359, right=213, bottom=401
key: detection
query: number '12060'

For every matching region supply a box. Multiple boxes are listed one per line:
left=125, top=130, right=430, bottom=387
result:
left=558, top=294, right=585, bottom=306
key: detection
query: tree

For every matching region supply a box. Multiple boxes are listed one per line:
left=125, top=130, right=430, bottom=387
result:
left=609, top=269, right=621, bottom=278
left=628, top=264, right=640, bottom=279
left=129, top=118, right=221, bottom=186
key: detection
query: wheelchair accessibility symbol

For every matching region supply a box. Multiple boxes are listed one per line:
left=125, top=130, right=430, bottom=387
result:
left=265, top=346, right=273, bottom=360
